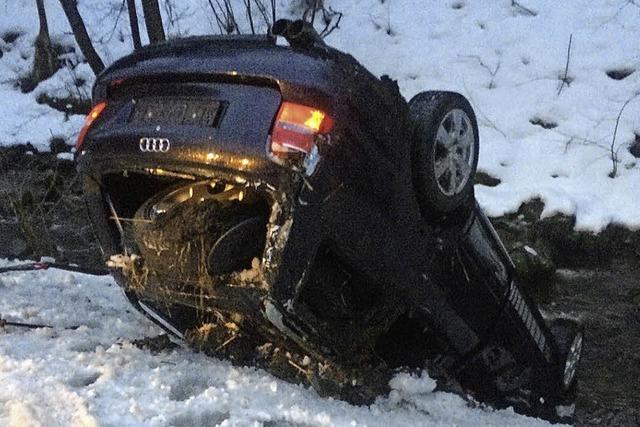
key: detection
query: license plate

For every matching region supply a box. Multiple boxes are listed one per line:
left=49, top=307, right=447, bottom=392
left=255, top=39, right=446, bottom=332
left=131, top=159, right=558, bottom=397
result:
left=131, top=97, right=221, bottom=127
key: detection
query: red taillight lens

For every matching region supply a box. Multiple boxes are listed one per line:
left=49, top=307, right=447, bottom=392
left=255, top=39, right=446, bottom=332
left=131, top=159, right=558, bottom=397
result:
left=270, top=102, right=333, bottom=159
left=76, top=101, right=107, bottom=151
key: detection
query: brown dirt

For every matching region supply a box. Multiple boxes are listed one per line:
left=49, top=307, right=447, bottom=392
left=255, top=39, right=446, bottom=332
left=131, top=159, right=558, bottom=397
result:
left=538, top=259, right=640, bottom=426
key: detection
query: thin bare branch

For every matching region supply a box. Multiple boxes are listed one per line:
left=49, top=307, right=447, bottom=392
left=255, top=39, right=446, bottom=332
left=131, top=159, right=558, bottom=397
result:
left=318, top=6, right=343, bottom=38
left=609, top=92, right=639, bottom=178
left=511, top=0, right=537, bottom=16
left=221, top=0, right=240, bottom=34
left=557, top=34, right=573, bottom=96
left=243, top=0, right=255, bottom=34
left=207, top=0, right=227, bottom=34
left=461, top=55, right=501, bottom=89
left=252, top=0, right=271, bottom=27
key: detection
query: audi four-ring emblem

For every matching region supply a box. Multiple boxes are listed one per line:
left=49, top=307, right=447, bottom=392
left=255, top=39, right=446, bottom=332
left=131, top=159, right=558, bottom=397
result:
left=139, top=137, right=170, bottom=153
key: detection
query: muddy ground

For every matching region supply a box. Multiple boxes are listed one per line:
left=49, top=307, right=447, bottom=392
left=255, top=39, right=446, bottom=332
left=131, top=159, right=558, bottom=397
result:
left=541, top=260, right=640, bottom=426
left=0, top=148, right=638, bottom=425
left=492, top=202, right=640, bottom=426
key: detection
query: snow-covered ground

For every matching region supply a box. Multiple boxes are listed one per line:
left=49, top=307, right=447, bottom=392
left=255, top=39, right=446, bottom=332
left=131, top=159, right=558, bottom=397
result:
left=0, top=260, right=553, bottom=426
left=1, top=0, right=639, bottom=231
left=328, top=0, right=640, bottom=232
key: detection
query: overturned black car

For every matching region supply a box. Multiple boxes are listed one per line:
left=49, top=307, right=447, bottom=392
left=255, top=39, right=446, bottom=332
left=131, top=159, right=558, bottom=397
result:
left=76, top=20, right=583, bottom=423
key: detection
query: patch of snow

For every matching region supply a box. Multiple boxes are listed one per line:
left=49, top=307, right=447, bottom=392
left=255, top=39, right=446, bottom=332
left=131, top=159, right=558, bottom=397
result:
left=555, top=404, right=576, bottom=419
left=56, top=152, right=73, bottom=161
left=0, top=261, right=555, bottom=425
left=555, top=269, right=596, bottom=279
left=323, top=0, right=640, bottom=232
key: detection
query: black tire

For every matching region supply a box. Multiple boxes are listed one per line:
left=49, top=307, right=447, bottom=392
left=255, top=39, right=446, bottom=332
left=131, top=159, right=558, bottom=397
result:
left=539, top=319, right=583, bottom=424
left=550, top=318, right=584, bottom=391
left=409, top=91, right=479, bottom=216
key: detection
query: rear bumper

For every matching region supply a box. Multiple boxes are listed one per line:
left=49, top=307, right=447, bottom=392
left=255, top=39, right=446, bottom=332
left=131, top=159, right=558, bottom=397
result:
left=77, top=154, right=287, bottom=189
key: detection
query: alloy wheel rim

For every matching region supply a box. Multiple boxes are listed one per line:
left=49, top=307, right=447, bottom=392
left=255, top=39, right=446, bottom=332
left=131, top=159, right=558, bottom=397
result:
left=432, top=109, right=475, bottom=196
left=563, top=332, right=583, bottom=388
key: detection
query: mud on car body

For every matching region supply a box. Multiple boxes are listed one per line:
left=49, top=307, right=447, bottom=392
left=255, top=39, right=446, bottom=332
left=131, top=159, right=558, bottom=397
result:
left=76, top=20, right=583, bottom=422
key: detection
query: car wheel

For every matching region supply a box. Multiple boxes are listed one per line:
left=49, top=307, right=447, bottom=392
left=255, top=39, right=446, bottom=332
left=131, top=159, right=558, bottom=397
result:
left=550, top=318, right=584, bottom=391
left=409, top=91, right=479, bottom=216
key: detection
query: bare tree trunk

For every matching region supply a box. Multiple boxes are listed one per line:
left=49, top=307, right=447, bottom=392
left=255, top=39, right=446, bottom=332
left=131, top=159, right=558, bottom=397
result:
left=141, top=0, right=165, bottom=44
left=126, top=0, right=142, bottom=49
left=59, top=0, right=105, bottom=75
left=31, top=0, right=58, bottom=87
left=36, top=0, right=49, bottom=35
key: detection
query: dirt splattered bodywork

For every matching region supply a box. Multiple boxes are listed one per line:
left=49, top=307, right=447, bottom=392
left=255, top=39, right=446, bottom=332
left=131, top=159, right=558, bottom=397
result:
left=76, top=22, right=581, bottom=422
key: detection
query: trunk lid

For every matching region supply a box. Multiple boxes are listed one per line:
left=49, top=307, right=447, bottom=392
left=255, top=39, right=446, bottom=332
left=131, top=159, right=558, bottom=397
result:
left=78, top=80, right=283, bottom=180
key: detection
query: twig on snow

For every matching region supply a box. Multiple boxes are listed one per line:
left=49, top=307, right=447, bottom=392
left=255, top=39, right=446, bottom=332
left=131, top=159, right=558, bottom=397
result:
left=511, top=0, right=537, bottom=16
left=557, top=34, right=573, bottom=96
left=461, top=81, right=509, bottom=140
left=301, top=2, right=343, bottom=38
left=319, top=8, right=343, bottom=38
left=462, top=55, right=501, bottom=89
left=609, top=92, right=640, bottom=178
left=0, top=261, right=109, bottom=276
left=0, top=315, right=80, bottom=330
left=101, top=0, right=126, bottom=44
left=0, top=317, right=53, bottom=329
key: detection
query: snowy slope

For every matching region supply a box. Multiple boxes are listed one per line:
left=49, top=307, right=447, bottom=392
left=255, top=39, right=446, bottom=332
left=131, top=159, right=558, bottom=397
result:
left=0, top=261, right=553, bottom=426
left=1, top=0, right=639, bottom=231
left=324, top=0, right=640, bottom=232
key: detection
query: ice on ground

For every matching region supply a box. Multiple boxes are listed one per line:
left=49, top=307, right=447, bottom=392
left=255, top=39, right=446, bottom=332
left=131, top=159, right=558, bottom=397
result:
left=0, top=260, right=554, bottom=426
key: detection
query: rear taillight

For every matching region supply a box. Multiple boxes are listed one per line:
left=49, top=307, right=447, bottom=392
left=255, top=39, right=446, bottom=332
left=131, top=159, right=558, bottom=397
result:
left=76, top=101, right=107, bottom=151
left=269, top=101, right=333, bottom=162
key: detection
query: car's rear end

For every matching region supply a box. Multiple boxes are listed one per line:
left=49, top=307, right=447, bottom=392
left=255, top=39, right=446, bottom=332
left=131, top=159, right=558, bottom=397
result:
left=76, top=34, right=350, bottom=336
